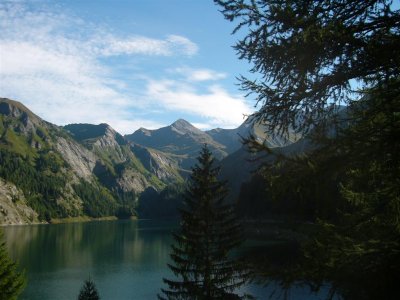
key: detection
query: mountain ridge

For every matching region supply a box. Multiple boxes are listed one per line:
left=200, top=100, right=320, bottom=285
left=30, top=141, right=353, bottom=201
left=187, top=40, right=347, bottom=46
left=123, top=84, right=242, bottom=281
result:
left=0, top=97, right=304, bottom=223
left=125, top=118, right=228, bottom=170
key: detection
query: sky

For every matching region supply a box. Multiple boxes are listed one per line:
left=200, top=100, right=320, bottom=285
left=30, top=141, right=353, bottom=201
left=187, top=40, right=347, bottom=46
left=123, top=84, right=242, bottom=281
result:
left=0, top=0, right=256, bottom=134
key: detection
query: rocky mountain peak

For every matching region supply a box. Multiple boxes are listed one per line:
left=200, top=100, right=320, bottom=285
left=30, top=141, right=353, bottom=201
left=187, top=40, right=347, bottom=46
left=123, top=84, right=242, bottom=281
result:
left=64, top=123, right=108, bottom=141
left=171, top=118, right=192, bottom=127
left=0, top=98, right=33, bottom=118
left=137, top=127, right=152, bottom=136
left=0, top=98, right=42, bottom=134
left=102, top=123, right=119, bottom=138
left=170, top=119, right=199, bottom=135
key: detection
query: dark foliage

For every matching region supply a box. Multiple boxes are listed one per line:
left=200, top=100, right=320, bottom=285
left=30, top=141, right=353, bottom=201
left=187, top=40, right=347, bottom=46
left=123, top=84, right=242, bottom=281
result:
left=93, top=161, right=117, bottom=189
left=137, top=184, right=185, bottom=219
left=236, top=174, right=271, bottom=219
left=72, top=180, right=118, bottom=218
left=216, top=1, right=400, bottom=298
left=240, top=83, right=400, bottom=299
left=77, top=278, right=100, bottom=300
left=0, top=148, right=67, bottom=220
left=0, top=229, right=25, bottom=300
left=0, top=144, right=136, bottom=220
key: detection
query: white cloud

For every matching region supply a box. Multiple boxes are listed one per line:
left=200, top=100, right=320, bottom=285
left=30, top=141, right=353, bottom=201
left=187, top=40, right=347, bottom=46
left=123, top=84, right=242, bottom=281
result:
left=165, top=35, right=198, bottom=56
left=110, top=119, right=165, bottom=134
left=146, top=80, right=252, bottom=128
left=192, top=122, right=214, bottom=130
left=174, top=67, right=227, bottom=82
left=92, top=34, right=198, bottom=57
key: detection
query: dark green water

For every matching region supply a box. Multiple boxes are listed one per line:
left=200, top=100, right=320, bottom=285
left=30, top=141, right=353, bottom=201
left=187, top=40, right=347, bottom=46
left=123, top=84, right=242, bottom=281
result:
left=3, top=220, right=331, bottom=299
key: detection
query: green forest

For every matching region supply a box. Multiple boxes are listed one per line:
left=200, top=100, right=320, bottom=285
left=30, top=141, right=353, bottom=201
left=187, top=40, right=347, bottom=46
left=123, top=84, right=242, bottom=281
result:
left=0, top=148, right=68, bottom=220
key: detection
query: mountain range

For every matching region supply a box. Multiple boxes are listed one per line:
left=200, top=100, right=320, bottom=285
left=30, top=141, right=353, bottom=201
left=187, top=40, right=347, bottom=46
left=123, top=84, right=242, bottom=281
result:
left=0, top=97, right=301, bottom=224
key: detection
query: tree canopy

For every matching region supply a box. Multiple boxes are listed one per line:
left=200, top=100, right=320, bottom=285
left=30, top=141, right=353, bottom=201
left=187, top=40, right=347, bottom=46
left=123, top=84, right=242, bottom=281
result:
left=215, top=0, right=400, bottom=133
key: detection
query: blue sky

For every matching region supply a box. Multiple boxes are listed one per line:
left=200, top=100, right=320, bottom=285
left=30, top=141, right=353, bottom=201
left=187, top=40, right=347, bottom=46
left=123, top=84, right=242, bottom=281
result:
left=0, top=0, right=256, bottom=134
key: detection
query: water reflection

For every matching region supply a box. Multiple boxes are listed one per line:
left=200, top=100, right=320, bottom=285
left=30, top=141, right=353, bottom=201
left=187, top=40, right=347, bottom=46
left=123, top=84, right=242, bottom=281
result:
left=4, top=220, right=176, bottom=300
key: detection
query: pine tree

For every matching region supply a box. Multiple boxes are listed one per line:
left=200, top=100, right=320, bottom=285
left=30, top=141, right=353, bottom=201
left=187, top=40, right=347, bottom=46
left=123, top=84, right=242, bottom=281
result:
left=159, top=145, right=250, bottom=300
left=77, top=278, right=100, bottom=300
left=0, top=229, right=25, bottom=300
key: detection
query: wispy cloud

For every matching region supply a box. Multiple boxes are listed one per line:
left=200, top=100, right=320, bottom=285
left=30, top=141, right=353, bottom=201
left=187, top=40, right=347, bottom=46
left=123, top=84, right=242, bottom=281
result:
left=91, top=34, right=198, bottom=57
left=173, top=67, right=227, bottom=82
left=0, top=1, right=199, bottom=134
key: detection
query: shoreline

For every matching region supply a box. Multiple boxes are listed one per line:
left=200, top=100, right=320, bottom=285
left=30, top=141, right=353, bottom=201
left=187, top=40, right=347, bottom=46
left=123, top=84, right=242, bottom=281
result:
left=1, top=215, right=137, bottom=226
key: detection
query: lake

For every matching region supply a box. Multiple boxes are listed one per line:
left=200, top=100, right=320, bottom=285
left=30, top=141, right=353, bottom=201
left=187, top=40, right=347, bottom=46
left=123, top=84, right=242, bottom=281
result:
left=3, top=220, right=331, bottom=299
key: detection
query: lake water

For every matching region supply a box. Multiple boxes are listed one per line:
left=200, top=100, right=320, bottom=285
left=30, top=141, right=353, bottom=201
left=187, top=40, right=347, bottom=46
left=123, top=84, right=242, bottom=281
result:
left=3, top=220, right=331, bottom=299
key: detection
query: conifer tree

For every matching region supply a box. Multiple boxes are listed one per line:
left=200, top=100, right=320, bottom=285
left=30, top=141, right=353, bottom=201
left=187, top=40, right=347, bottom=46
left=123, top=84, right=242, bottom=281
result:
left=78, top=278, right=100, bottom=300
left=0, top=229, right=25, bottom=300
left=159, top=145, right=250, bottom=300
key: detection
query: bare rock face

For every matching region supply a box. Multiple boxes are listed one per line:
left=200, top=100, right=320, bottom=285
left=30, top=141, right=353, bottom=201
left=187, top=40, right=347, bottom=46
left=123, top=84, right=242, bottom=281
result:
left=116, top=168, right=151, bottom=193
left=92, top=125, right=127, bottom=163
left=131, top=144, right=184, bottom=183
left=55, top=137, right=97, bottom=181
left=0, top=179, right=39, bottom=225
left=64, top=122, right=161, bottom=193
left=147, top=150, right=179, bottom=180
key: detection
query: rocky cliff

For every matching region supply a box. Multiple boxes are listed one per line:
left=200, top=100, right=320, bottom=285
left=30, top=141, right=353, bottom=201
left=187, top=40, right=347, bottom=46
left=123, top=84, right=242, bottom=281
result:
left=0, top=179, right=39, bottom=225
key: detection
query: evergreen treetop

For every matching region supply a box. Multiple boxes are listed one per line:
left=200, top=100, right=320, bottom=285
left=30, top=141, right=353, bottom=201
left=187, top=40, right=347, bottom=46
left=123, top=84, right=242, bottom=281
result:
left=0, top=229, right=25, bottom=300
left=77, top=278, right=100, bottom=300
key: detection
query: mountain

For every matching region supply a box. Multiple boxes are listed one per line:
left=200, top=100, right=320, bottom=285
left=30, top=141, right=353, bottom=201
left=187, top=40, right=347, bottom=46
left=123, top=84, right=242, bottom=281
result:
left=0, top=98, right=169, bottom=224
left=126, top=117, right=302, bottom=196
left=220, top=109, right=350, bottom=204
left=218, top=120, right=303, bottom=203
left=207, top=118, right=301, bottom=151
left=130, top=144, right=184, bottom=184
left=125, top=119, right=228, bottom=170
left=219, top=136, right=309, bottom=203
left=64, top=123, right=184, bottom=185
left=205, top=124, right=247, bottom=154
left=64, top=123, right=165, bottom=192
left=0, top=98, right=88, bottom=220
